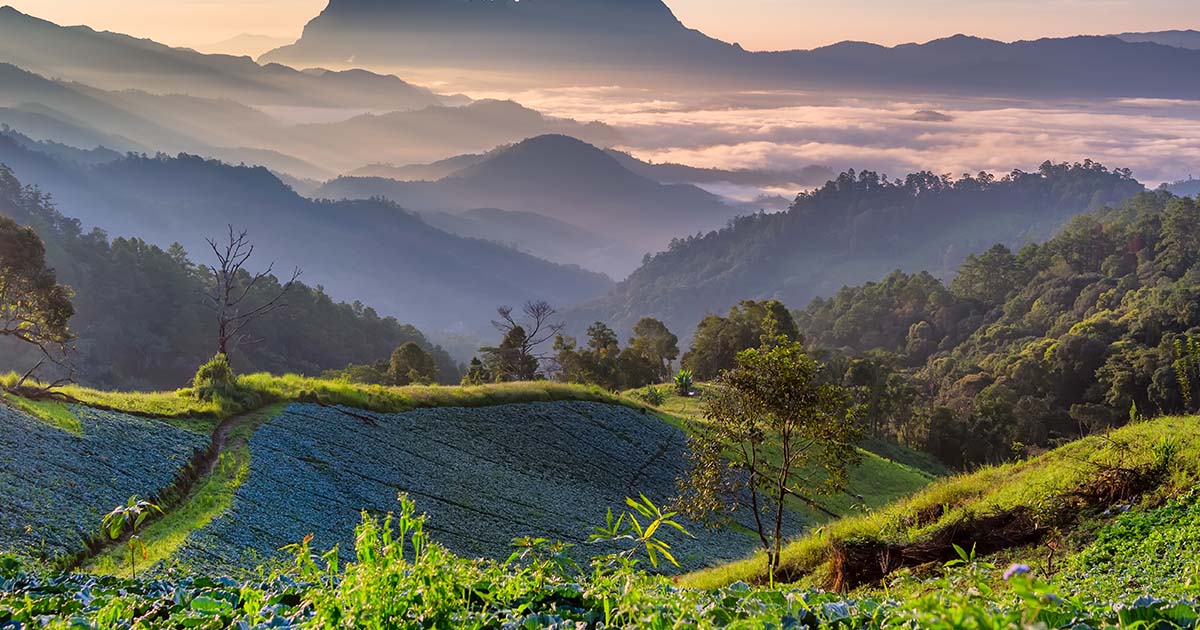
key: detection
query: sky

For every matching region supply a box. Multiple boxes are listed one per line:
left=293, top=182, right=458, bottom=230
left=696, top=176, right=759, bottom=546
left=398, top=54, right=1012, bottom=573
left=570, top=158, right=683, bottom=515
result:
left=7, top=0, right=1196, bottom=52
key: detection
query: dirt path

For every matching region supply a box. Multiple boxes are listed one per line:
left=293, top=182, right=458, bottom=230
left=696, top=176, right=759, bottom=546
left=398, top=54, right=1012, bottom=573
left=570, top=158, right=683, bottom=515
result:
left=66, top=406, right=277, bottom=571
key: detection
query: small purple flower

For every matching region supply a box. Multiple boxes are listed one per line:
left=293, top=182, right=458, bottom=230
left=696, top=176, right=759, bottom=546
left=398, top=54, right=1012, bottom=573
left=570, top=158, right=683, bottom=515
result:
left=1003, top=563, right=1031, bottom=581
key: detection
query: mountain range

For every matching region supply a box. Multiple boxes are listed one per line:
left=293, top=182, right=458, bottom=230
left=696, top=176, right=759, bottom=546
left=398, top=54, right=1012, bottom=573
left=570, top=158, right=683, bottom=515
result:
left=0, top=6, right=441, bottom=110
left=263, top=0, right=1200, bottom=98
left=0, top=133, right=612, bottom=337
left=313, top=135, right=743, bottom=276
left=1116, top=30, right=1200, bottom=50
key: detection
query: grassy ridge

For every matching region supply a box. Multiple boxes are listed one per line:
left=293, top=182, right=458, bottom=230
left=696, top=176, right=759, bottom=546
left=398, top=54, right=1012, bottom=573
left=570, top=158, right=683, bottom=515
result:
left=683, top=415, right=1200, bottom=590
left=2, top=371, right=634, bottom=433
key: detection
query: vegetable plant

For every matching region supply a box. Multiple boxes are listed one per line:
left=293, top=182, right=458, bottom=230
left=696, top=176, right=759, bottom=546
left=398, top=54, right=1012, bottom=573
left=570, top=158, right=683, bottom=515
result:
left=102, top=496, right=163, bottom=579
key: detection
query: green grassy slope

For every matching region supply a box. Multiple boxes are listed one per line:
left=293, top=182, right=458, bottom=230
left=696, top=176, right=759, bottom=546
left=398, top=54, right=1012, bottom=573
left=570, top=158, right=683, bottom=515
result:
left=683, top=415, right=1200, bottom=592
left=631, top=388, right=942, bottom=528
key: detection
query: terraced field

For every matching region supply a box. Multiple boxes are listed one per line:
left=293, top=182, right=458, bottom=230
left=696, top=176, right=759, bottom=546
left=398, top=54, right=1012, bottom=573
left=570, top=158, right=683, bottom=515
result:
left=0, top=404, right=207, bottom=560
left=176, top=401, right=773, bottom=572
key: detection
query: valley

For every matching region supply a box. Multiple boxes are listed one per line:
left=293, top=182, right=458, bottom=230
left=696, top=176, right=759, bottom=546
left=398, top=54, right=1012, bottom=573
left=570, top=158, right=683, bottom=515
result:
left=1, top=0, right=1198, bottom=627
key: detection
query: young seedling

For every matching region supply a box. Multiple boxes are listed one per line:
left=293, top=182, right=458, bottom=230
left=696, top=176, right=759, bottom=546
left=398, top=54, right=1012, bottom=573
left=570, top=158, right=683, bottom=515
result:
left=101, top=496, right=162, bottom=579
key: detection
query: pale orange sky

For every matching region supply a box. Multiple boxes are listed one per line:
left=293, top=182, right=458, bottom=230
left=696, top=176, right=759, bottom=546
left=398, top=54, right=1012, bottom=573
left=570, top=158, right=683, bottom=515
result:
left=6, top=0, right=1195, bottom=52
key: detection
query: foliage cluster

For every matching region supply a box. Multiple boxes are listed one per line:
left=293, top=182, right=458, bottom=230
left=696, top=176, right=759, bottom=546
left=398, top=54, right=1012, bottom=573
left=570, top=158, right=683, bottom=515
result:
left=2, top=495, right=1198, bottom=629
left=793, top=191, right=1200, bottom=466
left=554, top=317, right=679, bottom=391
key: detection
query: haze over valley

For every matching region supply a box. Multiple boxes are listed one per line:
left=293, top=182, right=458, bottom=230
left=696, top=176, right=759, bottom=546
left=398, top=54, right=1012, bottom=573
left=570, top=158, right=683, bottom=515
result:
left=1, top=3, right=1200, bottom=625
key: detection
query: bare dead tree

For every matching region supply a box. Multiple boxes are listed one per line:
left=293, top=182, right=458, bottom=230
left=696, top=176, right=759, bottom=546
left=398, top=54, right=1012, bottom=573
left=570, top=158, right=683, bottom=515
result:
left=201, top=226, right=300, bottom=357
left=487, top=300, right=564, bottom=377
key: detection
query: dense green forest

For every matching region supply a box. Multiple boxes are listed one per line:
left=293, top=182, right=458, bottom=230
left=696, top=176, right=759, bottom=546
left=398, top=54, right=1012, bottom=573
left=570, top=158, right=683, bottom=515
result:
left=0, top=164, right=460, bottom=389
left=571, top=161, right=1145, bottom=338
left=794, top=189, right=1200, bottom=466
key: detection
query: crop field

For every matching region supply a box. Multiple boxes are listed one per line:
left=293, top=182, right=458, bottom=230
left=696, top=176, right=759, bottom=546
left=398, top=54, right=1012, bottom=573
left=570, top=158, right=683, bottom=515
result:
left=0, top=403, right=208, bottom=561
left=176, top=401, right=780, bottom=573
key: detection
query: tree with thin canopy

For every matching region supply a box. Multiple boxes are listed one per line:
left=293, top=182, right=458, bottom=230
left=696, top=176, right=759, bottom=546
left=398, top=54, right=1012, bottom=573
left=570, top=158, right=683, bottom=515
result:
left=677, top=335, right=862, bottom=583
left=201, top=225, right=300, bottom=357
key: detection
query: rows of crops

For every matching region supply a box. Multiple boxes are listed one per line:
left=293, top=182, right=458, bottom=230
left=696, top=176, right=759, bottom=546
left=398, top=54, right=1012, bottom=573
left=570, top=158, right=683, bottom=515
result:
left=177, top=401, right=776, bottom=572
left=0, top=404, right=208, bottom=560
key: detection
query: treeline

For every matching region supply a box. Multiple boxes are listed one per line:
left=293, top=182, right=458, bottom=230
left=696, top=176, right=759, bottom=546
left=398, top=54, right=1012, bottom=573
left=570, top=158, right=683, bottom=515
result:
left=573, top=160, right=1145, bottom=340
left=0, top=164, right=459, bottom=390
left=794, top=190, right=1200, bottom=467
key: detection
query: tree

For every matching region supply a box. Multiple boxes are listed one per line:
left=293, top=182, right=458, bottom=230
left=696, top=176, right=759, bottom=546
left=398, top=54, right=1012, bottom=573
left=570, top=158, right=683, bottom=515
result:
left=951, top=244, right=1027, bottom=307
left=461, top=358, right=491, bottom=386
left=481, top=301, right=562, bottom=381
left=677, top=341, right=861, bottom=581
left=0, top=215, right=73, bottom=391
left=553, top=322, right=623, bottom=390
left=628, top=317, right=679, bottom=382
left=682, top=300, right=799, bottom=380
left=389, top=342, right=438, bottom=385
left=483, top=326, right=541, bottom=382
left=202, top=225, right=300, bottom=357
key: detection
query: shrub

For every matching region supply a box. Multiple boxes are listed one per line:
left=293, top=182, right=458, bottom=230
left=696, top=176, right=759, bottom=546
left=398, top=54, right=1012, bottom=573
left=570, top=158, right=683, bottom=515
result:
left=674, top=370, right=694, bottom=396
left=192, top=354, right=257, bottom=409
left=635, top=385, right=667, bottom=406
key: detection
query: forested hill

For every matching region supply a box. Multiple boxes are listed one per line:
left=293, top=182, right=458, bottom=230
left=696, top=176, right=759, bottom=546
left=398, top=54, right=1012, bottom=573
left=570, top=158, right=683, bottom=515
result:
left=794, top=190, right=1200, bottom=467
left=0, top=164, right=460, bottom=389
left=570, top=162, right=1145, bottom=338
left=0, top=135, right=613, bottom=336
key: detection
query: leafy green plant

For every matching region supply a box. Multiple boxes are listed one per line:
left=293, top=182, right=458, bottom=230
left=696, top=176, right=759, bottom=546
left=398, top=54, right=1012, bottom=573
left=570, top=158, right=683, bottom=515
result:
left=589, top=495, right=692, bottom=570
left=101, top=496, right=162, bottom=579
left=634, top=385, right=667, bottom=406
left=673, top=369, right=694, bottom=396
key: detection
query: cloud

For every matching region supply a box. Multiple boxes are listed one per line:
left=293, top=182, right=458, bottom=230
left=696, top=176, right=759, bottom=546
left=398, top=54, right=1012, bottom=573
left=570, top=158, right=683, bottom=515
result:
left=498, top=88, right=1200, bottom=187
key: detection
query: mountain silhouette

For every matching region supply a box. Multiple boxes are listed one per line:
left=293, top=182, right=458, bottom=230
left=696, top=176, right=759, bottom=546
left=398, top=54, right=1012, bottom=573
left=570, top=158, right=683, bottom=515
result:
left=0, top=6, right=443, bottom=109
left=314, top=134, right=739, bottom=275
left=264, top=1, right=1200, bottom=98
left=1116, top=30, right=1200, bottom=50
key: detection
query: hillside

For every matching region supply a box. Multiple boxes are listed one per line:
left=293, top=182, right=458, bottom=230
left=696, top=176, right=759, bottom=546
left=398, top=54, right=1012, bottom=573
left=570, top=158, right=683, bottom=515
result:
left=791, top=190, right=1200, bottom=468
left=0, top=163, right=462, bottom=389
left=0, top=6, right=443, bottom=110
left=1, top=380, right=1195, bottom=628
left=315, top=135, right=738, bottom=275
left=0, top=377, right=935, bottom=574
left=685, top=414, right=1200, bottom=597
left=1163, top=177, right=1200, bottom=198
left=570, top=161, right=1146, bottom=340
left=176, top=401, right=761, bottom=572
left=0, top=142, right=613, bottom=340
left=420, top=208, right=642, bottom=275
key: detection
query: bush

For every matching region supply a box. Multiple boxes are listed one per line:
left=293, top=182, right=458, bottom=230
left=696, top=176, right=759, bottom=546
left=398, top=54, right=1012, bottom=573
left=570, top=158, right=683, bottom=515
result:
left=635, top=385, right=667, bottom=406
left=192, top=354, right=257, bottom=408
left=674, top=370, right=694, bottom=396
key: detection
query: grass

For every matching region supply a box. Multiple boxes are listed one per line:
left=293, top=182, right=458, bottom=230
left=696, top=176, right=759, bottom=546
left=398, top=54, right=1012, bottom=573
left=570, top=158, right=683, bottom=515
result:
left=627, top=387, right=940, bottom=526
left=0, top=392, right=82, bottom=434
left=87, top=403, right=288, bottom=577
left=2, top=371, right=638, bottom=433
left=681, top=416, right=1200, bottom=590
